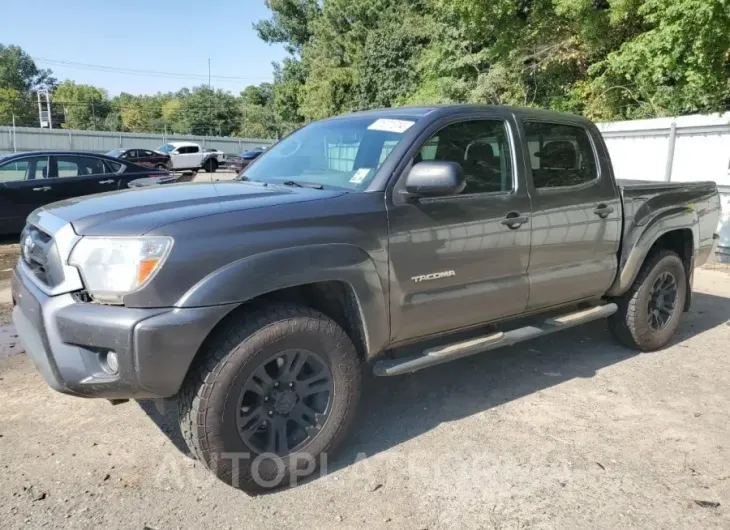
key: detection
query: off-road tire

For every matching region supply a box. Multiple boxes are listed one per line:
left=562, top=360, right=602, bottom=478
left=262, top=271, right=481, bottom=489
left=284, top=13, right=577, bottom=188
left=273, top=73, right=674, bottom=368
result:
left=177, top=304, right=361, bottom=493
left=204, top=158, right=218, bottom=173
left=609, top=250, right=687, bottom=351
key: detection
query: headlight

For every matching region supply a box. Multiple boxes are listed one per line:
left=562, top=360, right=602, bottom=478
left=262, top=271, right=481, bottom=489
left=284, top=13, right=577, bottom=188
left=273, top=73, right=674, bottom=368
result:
left=69, top=237, right=173, bottom=303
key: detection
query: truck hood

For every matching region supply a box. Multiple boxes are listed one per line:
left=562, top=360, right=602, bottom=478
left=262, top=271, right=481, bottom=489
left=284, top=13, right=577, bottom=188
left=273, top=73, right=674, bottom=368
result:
left=39, top=181, right=346, bottom=236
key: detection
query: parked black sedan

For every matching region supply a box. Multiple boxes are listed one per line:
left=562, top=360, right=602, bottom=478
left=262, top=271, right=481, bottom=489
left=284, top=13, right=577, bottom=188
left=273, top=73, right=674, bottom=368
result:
left=0, top=151, right=171, bottom=234
left=106, top=148, right=171, bottom=169
left=226, top=146, right=266, bottom=173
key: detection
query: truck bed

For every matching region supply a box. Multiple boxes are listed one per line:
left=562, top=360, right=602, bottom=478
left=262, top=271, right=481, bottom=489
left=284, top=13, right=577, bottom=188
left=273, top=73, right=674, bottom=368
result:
left=611, top=178, right=720, bottom=297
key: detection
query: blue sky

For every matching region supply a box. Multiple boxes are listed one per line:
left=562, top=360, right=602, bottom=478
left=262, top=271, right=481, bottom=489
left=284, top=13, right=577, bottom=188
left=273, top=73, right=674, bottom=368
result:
left=0, top=0, right=288, bottom=96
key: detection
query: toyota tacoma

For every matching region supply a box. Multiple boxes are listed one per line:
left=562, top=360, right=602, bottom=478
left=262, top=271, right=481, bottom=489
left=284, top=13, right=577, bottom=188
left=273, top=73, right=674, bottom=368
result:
left=11, top=105, right=720, bottom=492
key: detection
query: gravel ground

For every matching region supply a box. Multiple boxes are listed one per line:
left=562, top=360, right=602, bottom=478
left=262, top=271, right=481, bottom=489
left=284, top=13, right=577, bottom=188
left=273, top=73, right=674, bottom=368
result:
left=0, top=252, right=728, bottom=528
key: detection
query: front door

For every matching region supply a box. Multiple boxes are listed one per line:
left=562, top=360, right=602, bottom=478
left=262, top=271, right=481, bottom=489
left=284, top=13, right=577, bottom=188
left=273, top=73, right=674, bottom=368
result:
left=0, top=155, right=51, bottom=233
left=521, top=120, right=621, bottom=310
left=387, top=118, right=532, bottom=343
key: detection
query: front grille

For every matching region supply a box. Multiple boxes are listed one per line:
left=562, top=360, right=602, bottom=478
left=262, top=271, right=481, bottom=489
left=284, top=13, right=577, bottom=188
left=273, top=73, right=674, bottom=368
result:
left=20, top=225, right=63, bottom=287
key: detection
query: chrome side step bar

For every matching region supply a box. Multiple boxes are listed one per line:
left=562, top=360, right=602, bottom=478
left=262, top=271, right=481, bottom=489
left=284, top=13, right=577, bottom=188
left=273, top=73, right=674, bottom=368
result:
left=373, top=303, right=617, bottom=376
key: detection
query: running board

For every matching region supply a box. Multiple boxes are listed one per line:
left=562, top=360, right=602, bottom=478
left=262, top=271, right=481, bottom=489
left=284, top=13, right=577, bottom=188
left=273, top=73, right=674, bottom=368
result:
left=373, top=303, right=617, bottom=376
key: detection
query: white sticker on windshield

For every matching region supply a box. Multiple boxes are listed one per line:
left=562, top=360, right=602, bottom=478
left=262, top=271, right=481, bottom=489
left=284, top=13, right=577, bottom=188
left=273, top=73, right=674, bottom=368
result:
left=350, top=168, right=371, bottom=184
left=367, top=118, right=415, bottom=133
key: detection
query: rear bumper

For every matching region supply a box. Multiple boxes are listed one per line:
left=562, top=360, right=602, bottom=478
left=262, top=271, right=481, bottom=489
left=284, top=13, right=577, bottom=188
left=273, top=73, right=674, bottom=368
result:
left=11, top=266, right=234, bottom=399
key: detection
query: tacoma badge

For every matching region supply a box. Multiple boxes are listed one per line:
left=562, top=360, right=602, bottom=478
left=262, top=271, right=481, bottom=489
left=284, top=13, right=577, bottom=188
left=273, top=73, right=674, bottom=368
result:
left=411, top=270, right=456, bottom=283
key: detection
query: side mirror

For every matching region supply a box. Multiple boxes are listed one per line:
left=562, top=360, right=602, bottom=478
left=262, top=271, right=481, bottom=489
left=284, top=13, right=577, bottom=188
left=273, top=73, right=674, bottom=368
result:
left=404, top=161, right=465, bottom=198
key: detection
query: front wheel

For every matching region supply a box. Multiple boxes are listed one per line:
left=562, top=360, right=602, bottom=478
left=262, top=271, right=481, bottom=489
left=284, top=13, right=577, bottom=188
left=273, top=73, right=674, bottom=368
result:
left=609, top=250, right=687, bottom=351
left=178, top=305, right=361, bottom=493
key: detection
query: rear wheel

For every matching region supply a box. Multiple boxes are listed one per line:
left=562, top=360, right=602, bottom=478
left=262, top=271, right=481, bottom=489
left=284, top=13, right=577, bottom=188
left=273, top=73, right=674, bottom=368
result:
left=178, top=305, right=361, bottom=493
left=609, top=250, right=687, bottom=351
left=204, top=158, right=218, bottom=173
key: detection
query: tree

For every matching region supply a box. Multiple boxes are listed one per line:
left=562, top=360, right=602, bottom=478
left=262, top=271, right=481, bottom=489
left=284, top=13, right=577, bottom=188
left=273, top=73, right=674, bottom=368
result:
left=177, top=86, right=241, bottom=136
left=254, top=0, right=321, bottom=54
left=581, top=0, right=730, bottom=119
left=161, top=98, right=183, bottom=127
left=239, top=83, right=281, bottom=138
left=0, top=44, right=56, bottom=125
left=256, top=0, right=730, bottom=123
left=53, top=81, right=108, bottom=130
left=0, top=44, right=55, bottom=94
left=272, top=58, right=306, bottom=133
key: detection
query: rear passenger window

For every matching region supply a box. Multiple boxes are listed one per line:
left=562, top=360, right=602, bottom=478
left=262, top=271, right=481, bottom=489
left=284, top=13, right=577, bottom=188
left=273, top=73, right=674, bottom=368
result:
left=104, top=160, right=122, bottom=173
left=56, top=156, right=108, bottom=177
left=524, top=122, right=597, bottom=189
left=415, top=120, right=513, bottom=195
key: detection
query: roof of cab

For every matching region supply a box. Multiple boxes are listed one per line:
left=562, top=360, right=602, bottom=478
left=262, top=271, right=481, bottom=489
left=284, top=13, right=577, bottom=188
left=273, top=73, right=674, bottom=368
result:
left=325, top=104, right=593, bottom=126
left=166, top=141, right=200, bottom=147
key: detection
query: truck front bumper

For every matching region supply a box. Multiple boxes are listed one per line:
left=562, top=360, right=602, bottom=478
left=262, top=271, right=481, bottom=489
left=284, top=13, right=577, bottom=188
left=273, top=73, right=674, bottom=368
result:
left=11, top=266, right=234, bottom=399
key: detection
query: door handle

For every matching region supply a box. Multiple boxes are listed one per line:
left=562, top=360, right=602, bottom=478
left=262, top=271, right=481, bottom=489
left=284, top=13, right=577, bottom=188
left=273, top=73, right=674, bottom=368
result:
left=99, top=179, right=115, bottom=184
left=593, top=204, right=615, bottom=218
left=501, top=212, right=529, bottom=229
left=32, top=186, right=52, bottom=192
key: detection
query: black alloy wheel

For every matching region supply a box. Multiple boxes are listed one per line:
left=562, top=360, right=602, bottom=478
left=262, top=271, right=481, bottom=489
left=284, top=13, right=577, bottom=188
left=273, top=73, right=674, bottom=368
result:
left=648, top=271, right=678, bottom=330
left=236, top=349, right=334, bottom=456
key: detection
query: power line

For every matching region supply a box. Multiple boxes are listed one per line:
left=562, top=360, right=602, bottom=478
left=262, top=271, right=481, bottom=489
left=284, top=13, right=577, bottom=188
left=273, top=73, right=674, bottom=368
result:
left=33, top=57, right=272, bottom=83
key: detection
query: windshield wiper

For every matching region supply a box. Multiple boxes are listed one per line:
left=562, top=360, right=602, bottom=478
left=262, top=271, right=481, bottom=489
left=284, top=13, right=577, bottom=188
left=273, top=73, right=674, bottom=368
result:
left=280, top=180, right=323, bottom=190
left=238, top=175, right=267, bottom=185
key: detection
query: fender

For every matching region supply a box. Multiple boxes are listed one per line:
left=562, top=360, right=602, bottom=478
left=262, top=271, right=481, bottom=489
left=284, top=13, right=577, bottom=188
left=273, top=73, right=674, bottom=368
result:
left=607, top=204, right=698, bottom=297
left=176, top=244, right=390, bottom=357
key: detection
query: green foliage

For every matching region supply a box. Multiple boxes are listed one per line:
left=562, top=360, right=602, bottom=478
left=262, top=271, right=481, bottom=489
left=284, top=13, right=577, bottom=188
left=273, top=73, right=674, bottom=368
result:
left=239, top=83, right=281, bottom=138
left=255, top=0, right=321, bottom=54
left=255, top=0, right=730, bottom=125
left=0, top=44, right=55, bottom=94
left=4, top=1, right=730, bottom=136
left=176, top=86, right=241, bottom=136
left=53, top=81, right=109, bottom=130
left=0, top=44, right=56, bottom=125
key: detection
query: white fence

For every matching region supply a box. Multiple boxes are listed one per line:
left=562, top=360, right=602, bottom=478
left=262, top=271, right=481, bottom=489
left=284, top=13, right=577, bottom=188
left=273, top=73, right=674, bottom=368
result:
left=0, top=126, right=274, bottom=156
left=597, top=113, right=730, bottom=186
left=597, top=112, right=730, bottom=262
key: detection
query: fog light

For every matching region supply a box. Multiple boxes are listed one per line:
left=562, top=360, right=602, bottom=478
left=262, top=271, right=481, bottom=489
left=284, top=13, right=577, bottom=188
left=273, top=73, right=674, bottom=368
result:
left=104, top=351, right=119, bottom=375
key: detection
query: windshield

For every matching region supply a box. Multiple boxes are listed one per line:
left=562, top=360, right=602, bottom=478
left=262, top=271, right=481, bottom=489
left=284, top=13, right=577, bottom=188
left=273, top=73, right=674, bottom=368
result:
left=106, top=149, right=123, bottom=158
left=157, top=144, right=175, bottom=153
left=239, top=116, right=418, bottom=190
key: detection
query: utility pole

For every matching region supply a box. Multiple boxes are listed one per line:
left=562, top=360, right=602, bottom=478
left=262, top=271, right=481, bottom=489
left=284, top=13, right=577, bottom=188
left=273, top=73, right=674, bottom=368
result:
left=208, top=58, right=213, bottom=137
left=12, top=114, right=17, bottom=152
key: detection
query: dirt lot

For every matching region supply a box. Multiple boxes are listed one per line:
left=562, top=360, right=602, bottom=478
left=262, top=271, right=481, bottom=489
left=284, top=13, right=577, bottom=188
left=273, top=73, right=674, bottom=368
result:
left=0, top=247, right=728, bottom=529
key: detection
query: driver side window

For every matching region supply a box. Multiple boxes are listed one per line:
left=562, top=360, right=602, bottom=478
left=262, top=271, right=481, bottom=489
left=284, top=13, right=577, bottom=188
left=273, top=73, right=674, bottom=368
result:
left=415, top=120, right=513, bottom=195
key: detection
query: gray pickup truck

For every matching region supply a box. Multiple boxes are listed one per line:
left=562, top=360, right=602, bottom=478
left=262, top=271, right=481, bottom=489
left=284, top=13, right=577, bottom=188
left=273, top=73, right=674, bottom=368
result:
left=11, top=105, right=720, bottom=492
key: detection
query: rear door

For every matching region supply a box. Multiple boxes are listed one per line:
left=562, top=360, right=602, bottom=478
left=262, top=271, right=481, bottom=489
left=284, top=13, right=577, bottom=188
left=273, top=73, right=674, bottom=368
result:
left=172, top=146, right=203, bottom=169
left=117, top=159, right=161, bottom=188
left=138, top=150, right=161, bottom=167
left=520, top=120, right=621, bottom=310
left=185, top=145, right=204, bottom=168
left=387, top=115, right=532, bottom=343
left=0, top=155, right=51, bottom=233
left=122, top=150, right=142, bottom=165
left=50, top=155, right=122, bottom=200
